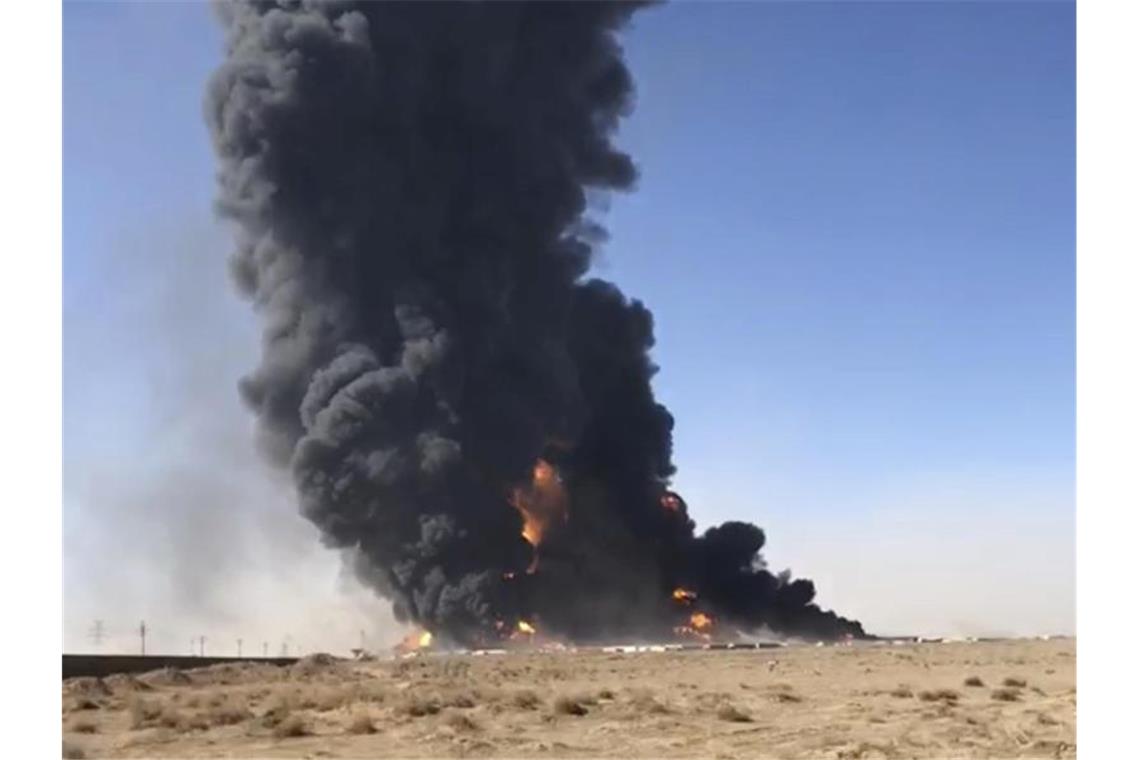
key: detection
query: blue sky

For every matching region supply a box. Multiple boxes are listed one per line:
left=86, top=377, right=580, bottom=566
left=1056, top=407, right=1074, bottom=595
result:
left=64, top=1, right=1074, bottom=651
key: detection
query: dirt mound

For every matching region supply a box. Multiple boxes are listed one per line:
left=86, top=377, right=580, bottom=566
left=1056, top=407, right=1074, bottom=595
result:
left=138, top=667, right=192, bottom=687
left=187, top=661, right=285, bottom=686
left=103, top=674, right=153, bottom=694
left=289, top=653, right=352, bottom=680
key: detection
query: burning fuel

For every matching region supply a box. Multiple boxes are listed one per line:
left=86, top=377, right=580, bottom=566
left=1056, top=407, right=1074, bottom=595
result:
left=207, top=1, right=865, bottom=646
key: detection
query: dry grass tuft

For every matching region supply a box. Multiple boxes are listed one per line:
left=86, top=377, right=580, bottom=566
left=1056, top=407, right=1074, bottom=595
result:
left=716, top=703, right=752, bottom=722
left=511, top=690, right=542, bottom=710
left=771, top=691, right=804, bottom=703
left=445, top=710, right=481, bottom=732
left=69, top=719, right=98, bottom=734
left=918, top=689, right=960, bottom=703
left=62, top=741, right=86, bottom=759
left=889, top=687, right=913, bottom=699
left=207, top=700, right=252, bottom=726
left=260, top=698, right=294, bottom=729
left=397, top=694, right=442, bottom=717
left=128, top=698, right=165, bottom=729
left=597, top=688, right=616, bottom=700
left=272, top=714, right=309, bottom=739
left=991, top=688, right=1022, bottom=702
left=346, top=711, right=376, bottom=735
left=1002, top=677, right=1027, bottom=688
left=964, top=676, right=985, bottom=687
left=66, top=697, right=102, bottom=712
left=553, top=696, right=589, bottom=716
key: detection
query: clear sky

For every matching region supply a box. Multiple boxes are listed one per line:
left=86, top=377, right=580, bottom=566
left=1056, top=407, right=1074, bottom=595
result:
left=64, top=1, right=1074, bottom=654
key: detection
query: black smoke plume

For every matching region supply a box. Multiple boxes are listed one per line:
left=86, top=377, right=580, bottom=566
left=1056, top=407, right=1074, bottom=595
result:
left=206, top=0, right=864, bottom=645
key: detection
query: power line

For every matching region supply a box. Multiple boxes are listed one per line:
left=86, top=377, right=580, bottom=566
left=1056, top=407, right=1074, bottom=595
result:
left=88, top=620, right=105, bottom=650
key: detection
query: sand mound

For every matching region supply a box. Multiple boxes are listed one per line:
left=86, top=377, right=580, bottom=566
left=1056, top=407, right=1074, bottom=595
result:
left=103, top=674, right=152, bottom=694
left=188, top=661, right=284, bottom=686
left=139, top=667, right=192, bottom=687
left=289, top=653, right=352, bottom=680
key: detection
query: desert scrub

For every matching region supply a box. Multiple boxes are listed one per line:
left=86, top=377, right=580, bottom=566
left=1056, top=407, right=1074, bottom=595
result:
left=918, top=689, right=960, bottom=703
left=346, top=711, right=376, bottom=734
left=272, top=714, right=309, bottom=738
left=511, top=690, right=542, bottom=710
left=889, top=687, right=913, bottom=699
left=992, top=688, right=1021, bottom=702
left=1002, top=677, right=1027, bottom=688
left=716, top=704, right=752, bottom=722
left=445, top=711, right=481, bottom=732
left=964, top=676, right=985, bottom=687
left=68, top=719, right=98, bottom=734
left=553, top=696, right=589, bottom=716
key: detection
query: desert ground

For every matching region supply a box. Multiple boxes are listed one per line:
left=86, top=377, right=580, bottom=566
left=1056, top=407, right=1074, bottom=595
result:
left=62, top=637, right=1074, bottom=759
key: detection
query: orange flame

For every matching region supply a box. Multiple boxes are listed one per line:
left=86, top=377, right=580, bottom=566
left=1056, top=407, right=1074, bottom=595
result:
left=689, top=612, right=714, bottom=631
left=509, top=460, right=568, bottom=571
left=396, top=629, right=434, bottom=653
left=661, top=492, right=682, bottom=513
left=517, top=620, right=537, bottom=635
left=672, top=587, right=698, bottom=604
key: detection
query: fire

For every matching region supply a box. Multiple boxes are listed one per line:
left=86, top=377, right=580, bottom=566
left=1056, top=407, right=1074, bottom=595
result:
left=672, top=587, right=697, bottom=604
left=396, top=628, right=434, bottom=653
left=689, top=612, right=714, bottom=631
left=661, top=492, right=682, bottom=513
left=517, top=619, right=537, bottom=635
left=509, top=459, right=569, bottom=571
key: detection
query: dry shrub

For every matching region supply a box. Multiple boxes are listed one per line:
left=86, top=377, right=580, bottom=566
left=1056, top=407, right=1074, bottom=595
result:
left=716, top=704, right=752, bottom=723
left=66, top=697, right=102, bottom=712
left=964, top=676, right=985, bottom=687
left=511, top=690, right=542, bottom=710
left=128, top=698, right=165, bottom=729
left=260, top=697, right=294, bottom=728
left=62, top=741, right=86, bottom=759
left=346, top=711, right=376, bottom=735
left=443, top=691, right=477, bottom=709
left=272, top=714, right=309, bottom=739
left=553, top=696, right=588, bottom=716
left=1002, top=677, right=1027, bottom=688
left=445, top=710, right=481, bottom=732
left=771, top=691, right=803, bottom=704
left=991, top=688, right=1021, bottom=702
left=397, top=694, right=442, bottom=717
left=597, top=688, right=616, bottom=700
left=628, top=689, right=670, bottom=715
left=208, top=699, right=252, bottom=726
left=69, top=719, right=98, bottom=735
left=63, top=678, right=111, bottom=700
left=889, top=687, right=913, bottom=699
left=300, top=687, right=349, bottom=712
left=1037, top=712, right=1060, bottom=726
left=918, top=689, right=959, bottom=703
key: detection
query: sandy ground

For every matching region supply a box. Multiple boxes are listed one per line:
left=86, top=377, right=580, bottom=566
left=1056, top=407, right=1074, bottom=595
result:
left=62, top=637, right=1074, bottom=759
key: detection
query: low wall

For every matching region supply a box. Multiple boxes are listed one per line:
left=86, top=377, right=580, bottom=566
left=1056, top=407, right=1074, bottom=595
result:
left=62, top=654, right=299, bottom=680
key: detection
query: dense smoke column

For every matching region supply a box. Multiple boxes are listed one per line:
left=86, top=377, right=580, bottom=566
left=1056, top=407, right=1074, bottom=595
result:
left=206, top=0, right=864, bottom=644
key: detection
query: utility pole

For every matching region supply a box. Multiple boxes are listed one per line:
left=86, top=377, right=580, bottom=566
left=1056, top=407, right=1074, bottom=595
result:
left=139, top=621, right=147, bottom=655
left=88, top=620, right=105, bottom=651
left=262, top=641, right=268, bottom=658
left=237, top=638, right=243, bottom=658
left=198, top=636, right=206, bottom=657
